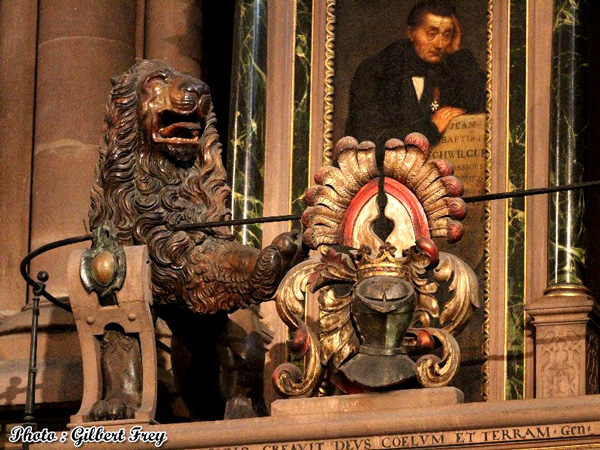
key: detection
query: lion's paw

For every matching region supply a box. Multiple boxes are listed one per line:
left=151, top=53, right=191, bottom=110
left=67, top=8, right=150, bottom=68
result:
left=270, top=231, right=307, bottom=270
left=248, top=231, right=307, bottom=303
left=88, top=398, right=135, bottom=422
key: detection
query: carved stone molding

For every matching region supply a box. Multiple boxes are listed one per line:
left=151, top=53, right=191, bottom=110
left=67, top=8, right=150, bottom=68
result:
left=538, top=328, right=583, bottom=397
left=587, top=330, right=600, bottom=395
left=525, top=284, right=600, bottom=398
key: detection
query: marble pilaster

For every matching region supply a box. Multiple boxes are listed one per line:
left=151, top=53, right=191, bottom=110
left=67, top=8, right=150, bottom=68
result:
left=546, top=0, right=588, bottom=287
left=528, top=0, right=598, bottom=398
left=505, top=0, right=528, bottom=400
left=227, top=0, right=268, bottom=248
left=289, top=0, right=313, bottom=230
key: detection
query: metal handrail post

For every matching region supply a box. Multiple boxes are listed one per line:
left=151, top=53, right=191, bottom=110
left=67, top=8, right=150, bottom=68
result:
left=22, top=272, right=47, bottom=450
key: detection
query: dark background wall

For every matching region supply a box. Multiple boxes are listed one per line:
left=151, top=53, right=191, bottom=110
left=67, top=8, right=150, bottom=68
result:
left=202, top=0, right=236, bottom=162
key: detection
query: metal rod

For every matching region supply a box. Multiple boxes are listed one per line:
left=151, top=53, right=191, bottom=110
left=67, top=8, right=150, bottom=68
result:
left=156, top=339, right=172, bottom=355
left=173, top=180, right=600, bottom=231
left=174, top=214, right=300, bottom=231
left=18, top=179, right=600, bottom=318
left=19, top=234, right=91, bottom=313
left=462, top=179, right=600, bottom=203
left=23, top=273, right=45, bottom=450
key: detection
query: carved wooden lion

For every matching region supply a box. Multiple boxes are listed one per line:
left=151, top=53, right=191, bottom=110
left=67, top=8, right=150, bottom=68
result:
left=88, top=60, right=304, bottom=420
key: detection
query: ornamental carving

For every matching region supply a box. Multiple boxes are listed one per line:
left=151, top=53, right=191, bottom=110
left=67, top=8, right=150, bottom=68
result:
left=84, top=60, right=305, bottom=421
left=586, top=331, right=600, bottom=395
left=539, top=329, right=583, bottom=398
left=273, top=134, right=480, bottom=396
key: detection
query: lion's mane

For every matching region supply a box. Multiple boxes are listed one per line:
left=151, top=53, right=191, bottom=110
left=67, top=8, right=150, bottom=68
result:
left=89, top=60, right=231, bottom=312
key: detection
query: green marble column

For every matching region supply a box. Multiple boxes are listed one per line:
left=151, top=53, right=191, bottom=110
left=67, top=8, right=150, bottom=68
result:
left=289, top=0, right=313, bottom=230
left=227, top=0, right=268, bottom=247
left=505, top=0, right=528, bottom=401
left=548, top=0, right=588, bottom=286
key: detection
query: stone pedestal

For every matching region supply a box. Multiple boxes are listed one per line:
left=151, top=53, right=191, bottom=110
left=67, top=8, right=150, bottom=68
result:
left=526, top=284, right=600, bottom=398
left=271, top=388, right=464, bottom=417
left=67, top=244, right=156, bottom=425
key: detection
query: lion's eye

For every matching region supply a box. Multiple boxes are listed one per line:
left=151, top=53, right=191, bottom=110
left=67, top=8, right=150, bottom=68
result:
left=145, top=72, right=168, bottom=84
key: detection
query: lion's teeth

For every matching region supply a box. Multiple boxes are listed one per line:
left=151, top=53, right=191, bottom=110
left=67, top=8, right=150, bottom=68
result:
left=160, top=122, right=202, bottom=138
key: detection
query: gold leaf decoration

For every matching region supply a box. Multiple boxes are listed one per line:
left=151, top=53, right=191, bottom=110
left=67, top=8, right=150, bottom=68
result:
left=273, top=259, right=324, bottom=397
left=318, top=288, right=359, bottom=368
left=435, top=252, right=480, bottom=335
left=415, top=327, right=461, bottom=388
left=302, top=138, right=377, bottom=249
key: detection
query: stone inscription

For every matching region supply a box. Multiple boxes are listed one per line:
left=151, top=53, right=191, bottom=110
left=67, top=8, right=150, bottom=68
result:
left=204, top=422, right=600, bottom=450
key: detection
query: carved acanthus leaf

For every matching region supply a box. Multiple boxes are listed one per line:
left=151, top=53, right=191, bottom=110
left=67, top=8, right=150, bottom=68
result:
left=435, top=252, right=480, bottom=335
left=309, top=247, right=357, bottom=292
left=273, top=259, right=324, bottom=398
left=414, top=327, right=461, bottom=388
left=319, top=288, right=359, bottom=368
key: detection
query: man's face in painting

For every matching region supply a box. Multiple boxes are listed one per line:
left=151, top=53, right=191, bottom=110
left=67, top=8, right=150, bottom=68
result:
left=407, top=13, right=457, bottom=64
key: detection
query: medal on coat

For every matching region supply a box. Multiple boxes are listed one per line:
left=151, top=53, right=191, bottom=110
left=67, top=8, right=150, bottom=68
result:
left=430, top=86, right=440, bottom=112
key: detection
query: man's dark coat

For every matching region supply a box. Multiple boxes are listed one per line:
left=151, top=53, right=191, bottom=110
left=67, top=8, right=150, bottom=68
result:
left=345, top=39, right=486, bottom=148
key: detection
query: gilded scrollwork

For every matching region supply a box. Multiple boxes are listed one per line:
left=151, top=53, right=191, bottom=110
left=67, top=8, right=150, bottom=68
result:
left=414, top=327, right=461, bottom=388
left=274, top=135, right=479, bottom=395
left=273, top=259, right=325, bottom=397
left=318, top=287, right=358, bottom=369
left=413, top=252, right=480, bottom=336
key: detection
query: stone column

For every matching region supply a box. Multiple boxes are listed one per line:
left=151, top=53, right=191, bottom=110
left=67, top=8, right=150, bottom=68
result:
left=227, top=0, right=268, bottom=248
left=0, top=2, right=37, bottom=315
left=526, top=0, right=599, bottom=398
left=30, top=0, right=137, bottom=297
left=547, top=2, right=588, bottom=288
left=0, top=0, right=138, bottom=408
left=144, top=0, right=203, bottom=77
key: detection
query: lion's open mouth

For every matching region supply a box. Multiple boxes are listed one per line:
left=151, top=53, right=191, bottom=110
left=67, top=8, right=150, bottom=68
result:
left=154, top=110, right=203, bottom=144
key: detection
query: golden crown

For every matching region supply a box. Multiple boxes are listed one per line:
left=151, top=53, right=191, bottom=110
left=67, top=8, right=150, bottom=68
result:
left=356, top=243, right=409, bottom=281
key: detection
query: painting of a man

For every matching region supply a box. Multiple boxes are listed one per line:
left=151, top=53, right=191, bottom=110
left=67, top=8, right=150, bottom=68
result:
left=344, top=0, right=486, bottom=148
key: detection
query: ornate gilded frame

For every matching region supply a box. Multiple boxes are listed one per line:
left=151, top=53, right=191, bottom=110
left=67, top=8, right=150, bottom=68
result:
left=264, top=0, right=551, bottom=404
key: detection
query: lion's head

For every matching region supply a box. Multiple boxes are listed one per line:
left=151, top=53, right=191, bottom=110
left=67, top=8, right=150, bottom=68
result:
left=89, top=60, right=231, bottom=309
